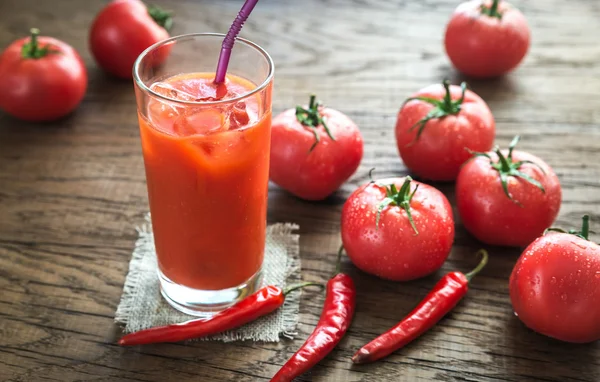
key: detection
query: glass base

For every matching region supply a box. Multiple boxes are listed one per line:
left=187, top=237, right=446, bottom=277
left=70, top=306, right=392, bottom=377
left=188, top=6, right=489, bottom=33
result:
left=159, top=269, right=263, bottom=317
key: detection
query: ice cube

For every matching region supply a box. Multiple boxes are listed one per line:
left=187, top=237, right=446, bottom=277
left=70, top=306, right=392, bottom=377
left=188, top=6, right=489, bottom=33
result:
left=147, top=98, right=185, bottom=133
left=176, top=79, right=222, bottom=101
left=228, top=101, right=250, bottom=130
left=172, top=108, right=230, bottom=136
left=151, top=81, right=196, bottom=101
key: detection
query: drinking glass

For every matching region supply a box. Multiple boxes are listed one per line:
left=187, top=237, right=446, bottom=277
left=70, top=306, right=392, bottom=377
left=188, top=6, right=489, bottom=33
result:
left=133, top=33, right=274, bottom=316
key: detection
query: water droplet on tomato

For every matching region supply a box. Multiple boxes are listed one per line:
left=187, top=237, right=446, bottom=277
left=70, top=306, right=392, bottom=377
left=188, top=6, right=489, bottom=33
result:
left=561, top=293, right=567, bottom=301
left=550, top=277, right=557, bottom=284
left=529, top=290, right=535, bottom=297
left=595, top=272, right=600, bottom=279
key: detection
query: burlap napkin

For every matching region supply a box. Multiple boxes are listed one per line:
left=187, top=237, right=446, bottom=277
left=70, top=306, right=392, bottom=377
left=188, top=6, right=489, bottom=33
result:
left=115, top=215, right=302, bottom=342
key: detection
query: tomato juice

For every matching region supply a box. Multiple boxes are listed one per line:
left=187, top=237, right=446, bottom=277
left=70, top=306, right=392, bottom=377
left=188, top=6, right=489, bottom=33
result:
left=138, top=72, right=272, bottom=291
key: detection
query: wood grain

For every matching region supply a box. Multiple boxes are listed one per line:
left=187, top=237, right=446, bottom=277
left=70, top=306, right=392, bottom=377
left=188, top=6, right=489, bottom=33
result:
left=1, top=0, right=599, bottom=381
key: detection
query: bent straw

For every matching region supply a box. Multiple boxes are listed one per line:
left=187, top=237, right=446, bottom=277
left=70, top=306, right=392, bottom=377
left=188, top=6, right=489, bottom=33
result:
left=214, top=0, right=260, bottom=84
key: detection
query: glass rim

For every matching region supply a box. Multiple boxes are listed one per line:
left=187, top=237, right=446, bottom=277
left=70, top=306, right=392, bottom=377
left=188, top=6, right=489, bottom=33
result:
left=133, top=32, right=274, bottom=106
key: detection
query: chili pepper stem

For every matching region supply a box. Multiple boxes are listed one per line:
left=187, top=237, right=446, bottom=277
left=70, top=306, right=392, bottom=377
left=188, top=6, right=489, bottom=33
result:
left=336, top=245, right=344, bottom=275
left=283, top=281, right=323, bottom=295
left=464, top=250, right=489, bottom=282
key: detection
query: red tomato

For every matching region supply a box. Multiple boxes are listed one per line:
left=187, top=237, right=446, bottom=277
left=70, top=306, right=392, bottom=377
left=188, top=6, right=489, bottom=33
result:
left=456, top=136, right=561, bottom=247
left=0, top=28, right=87, bottom=122
left=270, top=95, right=363, bottom=200
left=444, top=0, right=530, bottom=78
left=341, top=176, right=454, bottom=281
left=396, top=81, right=495, bottom=181
left=510, top=216, right=600, bottom=343
left=90, top=0, right=171, bottom=79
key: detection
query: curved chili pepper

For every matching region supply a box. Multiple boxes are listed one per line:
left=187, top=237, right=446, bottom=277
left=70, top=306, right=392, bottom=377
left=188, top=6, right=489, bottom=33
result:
left=271, top=248, right=356, bottom=382
left=352, top=250, right=488, bottom=364
left=118, top=282, right=321, bottom=346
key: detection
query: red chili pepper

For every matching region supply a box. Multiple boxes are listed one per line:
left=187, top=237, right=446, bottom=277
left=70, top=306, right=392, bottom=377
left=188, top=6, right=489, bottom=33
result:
left=271, top=247, right=356, bottom=382
left=352, top=250, right=488, bottom=364
left=118, top=282, right=321, bottom=346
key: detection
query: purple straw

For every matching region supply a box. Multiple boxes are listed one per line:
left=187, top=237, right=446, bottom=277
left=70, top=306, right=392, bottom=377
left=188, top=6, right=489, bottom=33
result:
left=214, top=0, right=260, bottom=84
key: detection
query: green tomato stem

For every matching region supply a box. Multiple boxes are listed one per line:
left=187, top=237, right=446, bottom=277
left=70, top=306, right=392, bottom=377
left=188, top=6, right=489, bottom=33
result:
left=21, top=28, right=45, bottom=59
left=472, top=135, right=546, bottom=203
left=295, top=94, right=335, bottom=152
left=545, top=215, right=593, bottom=242
left=481, top=0, right=503, bottom=19
left=403, top=80, right=467, bottom=144
left=375, top=176, right=419, bottom=235
left=29, top=28, right=39, bottom=54
left=580, top=215, right=590, bottom=240
left=147, top=4, right=173, bottom=31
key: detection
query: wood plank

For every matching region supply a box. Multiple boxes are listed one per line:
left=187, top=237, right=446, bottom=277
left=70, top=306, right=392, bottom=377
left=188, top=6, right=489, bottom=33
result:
left=0, top=0, right=599, bottom=381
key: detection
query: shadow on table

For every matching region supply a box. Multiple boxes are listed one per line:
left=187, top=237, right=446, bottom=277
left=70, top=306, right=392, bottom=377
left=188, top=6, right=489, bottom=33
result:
left=494, top=314, right=600, bottom=381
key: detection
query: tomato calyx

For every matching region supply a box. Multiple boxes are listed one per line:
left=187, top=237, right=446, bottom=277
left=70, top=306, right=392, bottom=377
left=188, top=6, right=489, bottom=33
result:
left=295, top=94, right=335, bottom=151
left=375, top=176, right=419, bottom=235
left=147, top=4, right=173, bottom=31
left=464, top=249, right=489, bottom=282
left=21, top=28, right=58, bottom=59
left=480, top=0, right=503, bottom=20
left=471, top=135, right=546, bottom=204
left=546, top=215, right=592, bottom=241
left=403, top=80, right=467, bottom=144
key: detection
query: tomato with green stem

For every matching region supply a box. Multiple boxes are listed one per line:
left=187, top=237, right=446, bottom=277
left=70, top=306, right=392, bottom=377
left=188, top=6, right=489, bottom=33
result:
left=270, top=95, right=363, bottom=201
left=395, top=80, right=495, bottom=181
left=444, top=0, right=530, bottom=78
left=90, top=0, right=172, bottom=79
left=341, top=176, right=454, bottom=281
left=0, top=28, right=87, bottom=122
left=456, top=136, right=561, bottom=247
left=510, top=215, right=600, bottom=343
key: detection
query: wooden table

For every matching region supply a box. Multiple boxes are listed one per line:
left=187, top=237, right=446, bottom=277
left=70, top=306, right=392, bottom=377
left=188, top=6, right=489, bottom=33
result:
left=1, top=0, right=599, bottom=380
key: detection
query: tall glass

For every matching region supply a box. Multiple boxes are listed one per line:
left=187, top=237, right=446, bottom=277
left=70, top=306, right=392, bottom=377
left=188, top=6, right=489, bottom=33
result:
left=133, top=33, right=274, bottom=316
